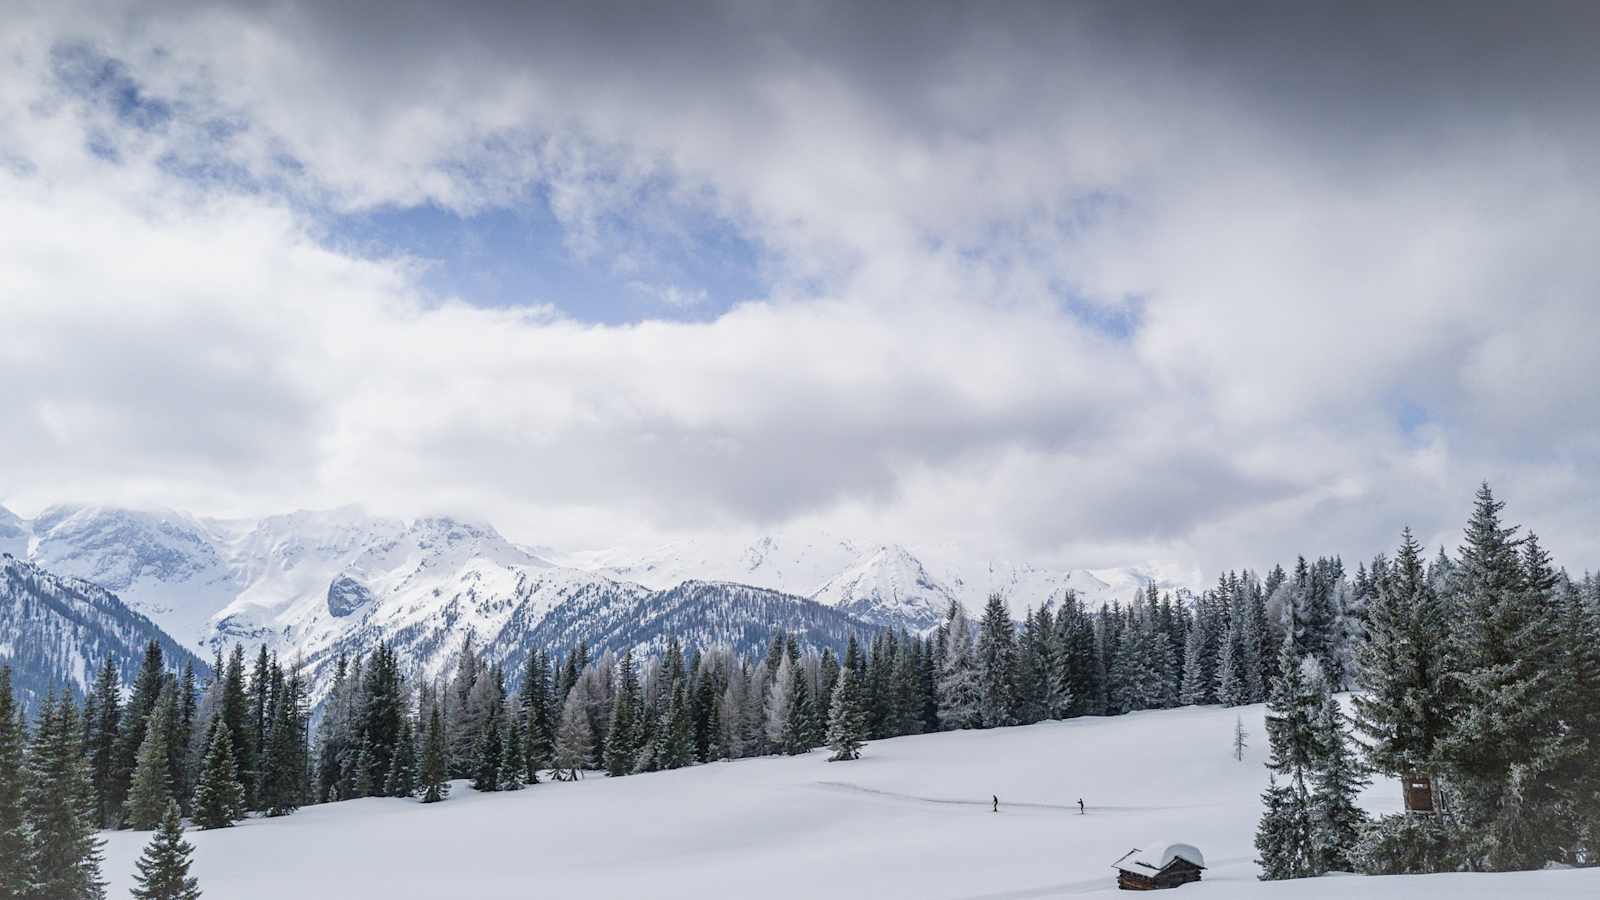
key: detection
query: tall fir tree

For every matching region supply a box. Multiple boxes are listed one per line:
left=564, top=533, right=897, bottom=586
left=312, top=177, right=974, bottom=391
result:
left=84, top=656, right=122, bottom=828
left=974, top=593, right=1017, bottom=728
left=126, top=683, right=176, bottom=830
left=826, top=667, right=867, bottom=761
left=499, top=708, right=526, bottom=792
left=604, top=650, right=639, bottom=777
left=1310, top=690, right=1368, bottom=873
left=1254, top=641, right=1321, bottom=880
left=115, top=640, right=167, bottom=816
left=191, top=722, right=245, bottom=830
left=0, top=667, right=29, bottom=899
left=419, top=705, right=449, bottom=803
left=520, top=649, right=554, bottom=783
left=24, top=691, right=106, bottom=900
left=1436, top=486, right=1570, bottom=870
left=937, top=602, right=981, bottom=730
left=1352, top=528, right=1449, bottom=794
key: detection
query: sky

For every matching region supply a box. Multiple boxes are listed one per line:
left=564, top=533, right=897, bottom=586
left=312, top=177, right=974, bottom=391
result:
left=2, top=1, right=1598, bottom=575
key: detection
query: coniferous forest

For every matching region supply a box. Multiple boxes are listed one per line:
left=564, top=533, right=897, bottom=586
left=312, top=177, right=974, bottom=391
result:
left=2, top=484, right=1598, bottom=897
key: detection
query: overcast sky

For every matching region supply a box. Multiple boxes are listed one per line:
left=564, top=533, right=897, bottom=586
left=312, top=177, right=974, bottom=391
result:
left=3, top=1, right=1598, bottom=574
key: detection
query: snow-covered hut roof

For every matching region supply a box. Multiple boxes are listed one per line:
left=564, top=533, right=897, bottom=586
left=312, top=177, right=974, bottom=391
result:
left=1114, top=843, right=1206, bottom=873
left=1158, top=844, right=1205, bottom=869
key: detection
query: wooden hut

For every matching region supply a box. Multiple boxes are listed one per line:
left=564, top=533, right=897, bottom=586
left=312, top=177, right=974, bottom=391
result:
left=1112, top=844, right=1206, bottom=891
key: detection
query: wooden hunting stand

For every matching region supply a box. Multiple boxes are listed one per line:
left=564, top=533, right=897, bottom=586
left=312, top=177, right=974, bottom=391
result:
left=1403, top=772, right=1436, bottom=814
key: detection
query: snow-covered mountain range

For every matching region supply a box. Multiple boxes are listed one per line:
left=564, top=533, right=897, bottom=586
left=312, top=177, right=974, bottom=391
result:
left=0, top=503, right=1196, bottom=701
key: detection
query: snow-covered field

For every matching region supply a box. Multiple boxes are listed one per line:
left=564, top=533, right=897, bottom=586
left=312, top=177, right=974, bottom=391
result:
left=101, top=701, right=1600, bottom=898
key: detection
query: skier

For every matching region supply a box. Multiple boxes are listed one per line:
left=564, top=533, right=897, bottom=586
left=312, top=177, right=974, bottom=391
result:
left=1077, top=797, right=1084, bottom=815
left=992, top=795, right=999, bottom=813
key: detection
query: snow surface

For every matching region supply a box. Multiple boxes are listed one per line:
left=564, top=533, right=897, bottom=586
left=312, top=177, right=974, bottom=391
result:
left=99, top=700, right=1600, bottom=899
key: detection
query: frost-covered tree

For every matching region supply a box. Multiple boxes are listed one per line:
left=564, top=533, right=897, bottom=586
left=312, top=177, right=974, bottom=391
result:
left=826, top=667, right=867, bottom=761
left=937, top=603, right=981, bottom=729
left=974, top=594, right=1016, bottom=728
left=1435, top=486, right=1572, bottom=870
left=1254, top=643, right=1321, bottom=880
left=1311, top=691, right=1368, bottom=873
left=764, top=654, right=796, bottom=750
left=130, top=801, right=201, bottom=900
left=1352, top=528, right=1449, bottom=790
left=1233, top=716, right=1249, bottom=762
left=552, top=685, right=594, bottom=780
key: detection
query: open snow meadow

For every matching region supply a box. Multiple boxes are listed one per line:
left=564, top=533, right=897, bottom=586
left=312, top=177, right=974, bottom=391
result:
left=99, top=701, right=1600, bottom=899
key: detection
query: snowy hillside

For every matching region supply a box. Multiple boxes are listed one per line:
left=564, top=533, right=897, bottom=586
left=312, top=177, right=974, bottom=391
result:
left=98, top=700, right=1600, bottom=898
left=0, top=555, right=208, bottom=715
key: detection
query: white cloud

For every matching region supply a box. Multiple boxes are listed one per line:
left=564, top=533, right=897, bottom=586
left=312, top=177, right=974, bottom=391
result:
left=3, top=1, right=1598, bottom=576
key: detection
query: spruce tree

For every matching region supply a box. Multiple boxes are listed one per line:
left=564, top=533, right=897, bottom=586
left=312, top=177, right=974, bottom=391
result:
left=419, top=705, right=449, bottom=803
left=1234, top=715, right=1249, bottom=762
left=350, top=737, right=374, bottom=799
left=604, top=650, right=639, bottom=777
left=384, top=716, right=419, bottom=798
left=1352, top=528, right=1448, bottom=790
left=936, top=602, right=981, bottom=729
left=520, top=649, right=554, bottom=782
left=175, top=662, right=197, bottom=813
left=85, top=656, right=122, bottom=828
left=1436, top=486, right=1570, bottom=870
left=1179, top=616, right=1208, bottom=706
left=974, top=594, right=1017, bottom=727
left=126, top=684, right=176, bottom=830
left=191, top=722, right=245, bottom=830
left=826, top=667, right=867, bottom=761
left=0, top=667, right=29, bottom=899
left=130, top=801, right=201, bottom=900
left=218, top=646, right=251, bottom=810
left=782, top=658, right=813, bottom=755
left=116, top=640, right=167, bottom=814
left=1311, top=692, right=1368, bottom=873
left=24, top=691, right=106, bottom=900
left=499, top=710, right=525, bottom=791
left=473, top=702, right=502, bottom=792
left=1254, top=640, right=1320, bottom=880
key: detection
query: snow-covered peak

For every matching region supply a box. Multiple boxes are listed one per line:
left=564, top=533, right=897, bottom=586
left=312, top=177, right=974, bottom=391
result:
left=810, top=543, right=955, bottom=630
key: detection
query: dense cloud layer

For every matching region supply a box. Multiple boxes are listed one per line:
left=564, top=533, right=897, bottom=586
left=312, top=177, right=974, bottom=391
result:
left=3, top=1, right=1598, bottom=573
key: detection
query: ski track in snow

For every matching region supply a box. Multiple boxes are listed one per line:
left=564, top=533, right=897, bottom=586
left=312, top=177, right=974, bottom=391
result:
left=810, top=780, right=1197, bottom=815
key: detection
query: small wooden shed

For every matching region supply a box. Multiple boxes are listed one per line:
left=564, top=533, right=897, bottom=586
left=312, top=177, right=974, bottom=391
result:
left=1112, top=844, right=1206, bottom=891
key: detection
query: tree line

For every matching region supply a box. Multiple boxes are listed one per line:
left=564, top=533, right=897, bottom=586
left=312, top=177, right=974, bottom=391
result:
left=1256, top=484, right=1600, bottom=878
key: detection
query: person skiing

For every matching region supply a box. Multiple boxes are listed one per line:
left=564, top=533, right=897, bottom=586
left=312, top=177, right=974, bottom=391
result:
left=1077, top=797, right=1084, bottom=815
left=992, top=795, right=999, bottom=813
